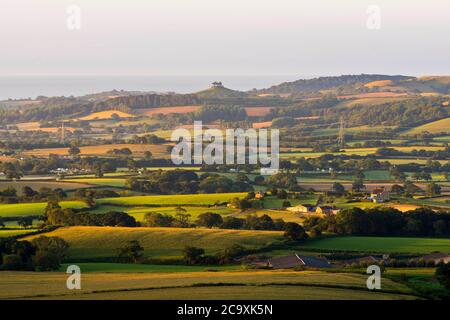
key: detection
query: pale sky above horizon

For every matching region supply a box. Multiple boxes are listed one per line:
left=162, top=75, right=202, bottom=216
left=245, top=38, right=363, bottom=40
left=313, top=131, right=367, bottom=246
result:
left=1, top=0, right=449, bottom=77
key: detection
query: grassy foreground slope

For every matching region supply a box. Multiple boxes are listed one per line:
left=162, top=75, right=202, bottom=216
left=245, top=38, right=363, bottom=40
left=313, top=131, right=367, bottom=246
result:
left=23, top=226, right=283, bottom=259
left=0, top=270, right=417, bottom=300
left=97, top=192, right=247, bottom=206
left=302, top=236, right=450, bottom=254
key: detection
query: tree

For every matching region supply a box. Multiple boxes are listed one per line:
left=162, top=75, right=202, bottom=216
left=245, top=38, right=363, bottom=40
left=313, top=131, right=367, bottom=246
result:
left=117, top=240, right=144, bottom=263
left=391, top=184, right=405, bottom=195
left=144, top=151, right=153, bottom=161
left=182, top=246, right=205, bottom=265
left=1, top=162, right=23, bottom=180
left=283, top=222, right=308, bottom=241
left=277, top=189, right=288, bottom=199
left=0, top=218, right=4, bottom=228
left=217, top=244, right=245, bottom=264
left=93, top=162, right=104, bottom=178
left=254, top=175, right=264, bottom=185
left=435, top=263, right=450, bottom=291
left=426, top=182, right=441, bottom=197
left=143, top=212, right=174, bottom=227
left=196, top=212, right=223, bottom=228
left=18, top=217, right=33, bottom=228
left=352, top=179, right=365, bottom=192
left=22, top=186, right=37, bottom=198
left=332, top=182, right=345, bottom=195
left=68, top=146, right=81, bottom=157
left=31, top=236, right=69, bottom=271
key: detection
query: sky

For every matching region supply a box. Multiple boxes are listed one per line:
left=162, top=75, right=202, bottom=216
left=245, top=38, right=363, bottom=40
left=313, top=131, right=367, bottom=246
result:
left=1, top=0, right=449, bottom=77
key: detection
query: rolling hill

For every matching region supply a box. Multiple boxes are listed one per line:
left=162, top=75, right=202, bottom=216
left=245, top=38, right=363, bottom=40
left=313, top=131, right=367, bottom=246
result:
left=405, top=117, right=450, bottom=134
left=23, top=226, right=283, bottom=259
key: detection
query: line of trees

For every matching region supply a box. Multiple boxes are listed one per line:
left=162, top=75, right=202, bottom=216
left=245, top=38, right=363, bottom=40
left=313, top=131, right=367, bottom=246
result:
left=304, top=207, right=450, bottom=237
left=0, top=236, right=69, bottom=271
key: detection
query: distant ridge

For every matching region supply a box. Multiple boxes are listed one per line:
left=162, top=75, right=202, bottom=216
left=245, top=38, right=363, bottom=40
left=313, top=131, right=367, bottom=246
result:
left=257, top=74, right=414, bottom=94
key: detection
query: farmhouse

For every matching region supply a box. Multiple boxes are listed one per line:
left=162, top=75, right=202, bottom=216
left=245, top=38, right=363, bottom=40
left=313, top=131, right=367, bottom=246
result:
left=315, top=206, right=340, bottom=215
left=422, top=252, right=450, bottom=264
left=370, top=187, right=390, bottom=203
left=286, top=204, right=315, bottom=213
left=268, top=254, right=331, bottom=269
left=255, top=191, right=265, bottom=199
left=339, top=256, right=380, bottom=267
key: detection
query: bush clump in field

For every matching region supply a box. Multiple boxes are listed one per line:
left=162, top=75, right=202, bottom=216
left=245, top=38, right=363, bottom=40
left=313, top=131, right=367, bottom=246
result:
left=0, top=236, right=68, bottom=271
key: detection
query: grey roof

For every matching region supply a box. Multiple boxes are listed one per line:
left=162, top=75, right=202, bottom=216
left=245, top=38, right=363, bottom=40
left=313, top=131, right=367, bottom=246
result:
left=268, top=254, right=331, bottom=269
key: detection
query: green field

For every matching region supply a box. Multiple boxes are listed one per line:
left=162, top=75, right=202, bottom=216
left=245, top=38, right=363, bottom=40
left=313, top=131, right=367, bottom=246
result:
left=263, top=195, right=319, bottom=208
left=62, top=178, right=127, bottom=187
left=59, top=263, right=240, bottom=273
left=302, top=236, right=450, bottom=254
left=0, top=229, right=38, bottom=238
left=90, top=205, right=238, bottom=221
left=405, top=117, right=450, bottom=135
left=0, top=270, right=417, bottom=300
left=0, top=201, right=87, bottom=218
left=97, top=192, right=246, bottom=206
left=23, top=226, right=283, bottom=259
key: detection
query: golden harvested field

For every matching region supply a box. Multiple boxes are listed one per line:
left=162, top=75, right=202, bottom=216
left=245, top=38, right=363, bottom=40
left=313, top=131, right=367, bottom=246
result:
left=338, top=92, right=408, bottom=99
left=0, top=155, right=17, bottom=162
left=252, top=121, right=272, bottom=129
left=23, top=143, right=171, bottom=158
left=16, top=122, right=76, bottom=133
left=364, top=80, right=394, bottom=88
left=337, top=96, right=411, bottom=108
left=78, top=110, right=135, bottom=120
left=245, top=107, right=273, bottom=117
left=389, top=204, right=422, bottom=212
left=405, top=117, right=450, bottom=134
left=137, top=106, right=200, bottom=116
left=0, top=270, right=417, bottom=300
left=23, top=226, right=283, bottom=259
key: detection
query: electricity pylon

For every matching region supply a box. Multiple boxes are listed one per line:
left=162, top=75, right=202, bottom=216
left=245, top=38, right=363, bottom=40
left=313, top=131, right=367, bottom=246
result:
left=337, top=116, right=345, bottom=148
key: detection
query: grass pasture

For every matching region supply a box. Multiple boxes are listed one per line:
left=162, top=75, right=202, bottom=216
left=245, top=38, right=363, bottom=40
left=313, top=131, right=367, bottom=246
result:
left=0, top=229, right=38, bottom=238
left=23, top=226, right=283, bottom=259
left=59, top=263, right=240, bottom=273
left=0, top=270, right=417, bottom=300
left=0, top=201, right=87, bottom=218
left=0, top=180, right=94, bottom=191
left=62, top=178, right=127, bottom=188
left=302, top=236, right=450, bottom=254
left=97, top=192, right=246, bottom=206
left=405, top=117, right=450, bottom=135
left=136, top=106, right=200, bottom=116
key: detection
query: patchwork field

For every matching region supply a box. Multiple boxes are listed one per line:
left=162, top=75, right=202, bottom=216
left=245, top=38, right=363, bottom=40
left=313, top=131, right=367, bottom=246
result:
left=245, top=106, right=273, bottom=117
left=78, top=110, right=135, bottom=120
left=15, top=122, right=76, bottom=133
left=23, top=226, right=283, bottom=259
left=136, top=106, right=200, bottom=116
left=0, top=270, right=417, bottom=300
left=23, top=144, right=170, bottom=158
